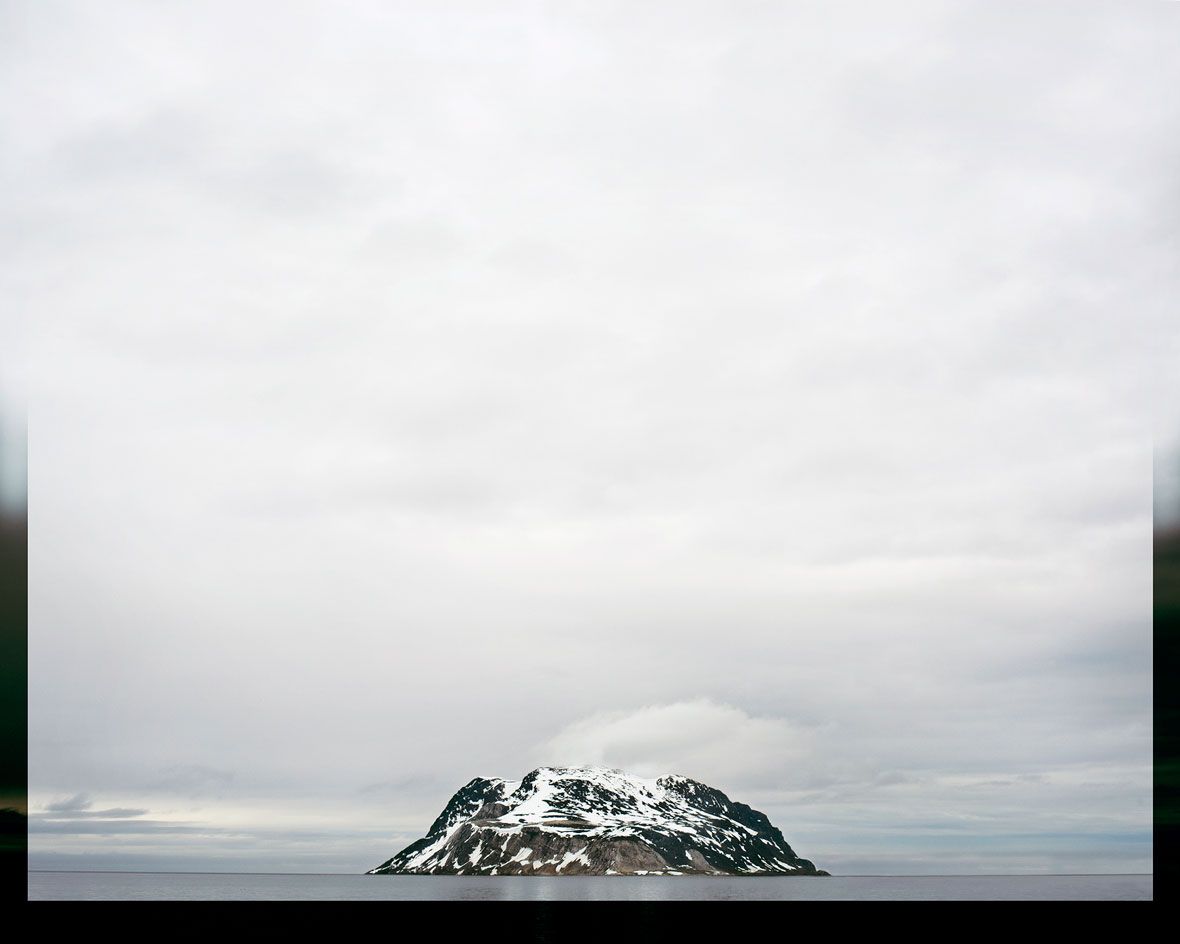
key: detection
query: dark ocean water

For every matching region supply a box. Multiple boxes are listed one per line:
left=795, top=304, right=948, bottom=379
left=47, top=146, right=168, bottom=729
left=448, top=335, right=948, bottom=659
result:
left=27, top=872, right=1151, bottom=901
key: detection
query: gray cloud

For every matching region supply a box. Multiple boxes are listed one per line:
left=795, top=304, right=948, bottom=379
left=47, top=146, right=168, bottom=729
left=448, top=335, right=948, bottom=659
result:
left=29, top=818, right=201, bottom=834
left=37, top=808, right=150, bottom=820
left=45, top=793, right=92, bottom=813
left=13, top=0, right=1169, bottom=874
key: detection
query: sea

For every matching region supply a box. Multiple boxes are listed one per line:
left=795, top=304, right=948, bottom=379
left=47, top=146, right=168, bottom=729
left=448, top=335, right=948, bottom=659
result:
left=27, top=872, right=1152, bottom=901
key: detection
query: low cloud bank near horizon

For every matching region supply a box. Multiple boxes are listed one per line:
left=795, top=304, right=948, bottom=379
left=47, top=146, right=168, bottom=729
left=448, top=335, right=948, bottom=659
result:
left=27, top=698, right=1151, bottom=873
left=13, top=0, right=1170, bottom=874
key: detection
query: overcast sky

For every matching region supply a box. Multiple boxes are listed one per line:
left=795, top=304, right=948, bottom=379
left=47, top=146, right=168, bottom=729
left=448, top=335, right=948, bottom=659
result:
left=10, top=0, right=1176, bottom=875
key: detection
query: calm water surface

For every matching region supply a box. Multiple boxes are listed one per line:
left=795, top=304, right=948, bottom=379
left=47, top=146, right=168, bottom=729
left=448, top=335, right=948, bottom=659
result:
left=28, top=872, right=1151, bottom=901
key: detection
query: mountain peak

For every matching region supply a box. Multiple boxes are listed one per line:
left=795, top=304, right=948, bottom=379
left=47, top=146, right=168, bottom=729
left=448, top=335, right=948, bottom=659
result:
left=369, top=765, right=828, bottom=876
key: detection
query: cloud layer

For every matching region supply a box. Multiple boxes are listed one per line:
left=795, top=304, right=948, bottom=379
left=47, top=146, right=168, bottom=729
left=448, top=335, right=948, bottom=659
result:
left=12, top=0, right=1169, bottom=873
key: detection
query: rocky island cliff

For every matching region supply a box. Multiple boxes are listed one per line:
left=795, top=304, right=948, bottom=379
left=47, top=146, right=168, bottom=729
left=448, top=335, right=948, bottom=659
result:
left=369, top=766, right=828, bottom=876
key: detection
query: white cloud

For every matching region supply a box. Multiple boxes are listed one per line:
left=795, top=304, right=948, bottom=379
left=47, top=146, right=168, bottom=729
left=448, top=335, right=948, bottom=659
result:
left=539, top=700, right=813, bottom=787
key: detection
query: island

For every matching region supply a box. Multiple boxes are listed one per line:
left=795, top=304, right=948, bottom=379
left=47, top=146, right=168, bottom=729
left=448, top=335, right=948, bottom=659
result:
left=368, top=766, right=828, bottom=876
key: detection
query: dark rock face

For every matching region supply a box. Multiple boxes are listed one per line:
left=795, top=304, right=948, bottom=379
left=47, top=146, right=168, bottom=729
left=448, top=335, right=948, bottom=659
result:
left=368, top=766, right=828, bottom=876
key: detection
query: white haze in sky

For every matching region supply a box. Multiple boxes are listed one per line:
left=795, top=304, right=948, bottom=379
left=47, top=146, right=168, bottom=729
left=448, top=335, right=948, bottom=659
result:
left=10, top=1, right=1175, bottom=874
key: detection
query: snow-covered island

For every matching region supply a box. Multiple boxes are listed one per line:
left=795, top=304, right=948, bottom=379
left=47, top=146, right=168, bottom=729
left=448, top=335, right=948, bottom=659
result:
left=368, top=766, right=829, bottom=876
